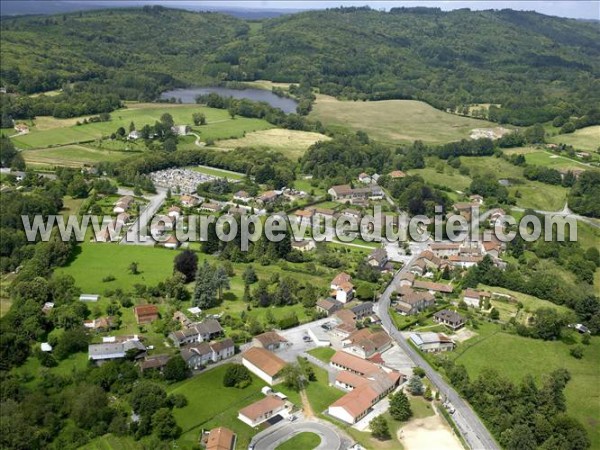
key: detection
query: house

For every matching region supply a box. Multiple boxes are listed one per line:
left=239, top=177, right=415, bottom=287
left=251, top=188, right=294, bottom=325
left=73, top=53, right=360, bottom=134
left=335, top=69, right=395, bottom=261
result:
left=328, top=184, right=384, bottom=203
left=181, top=338, right=235, bottom=370
left=171, top=125, right=189, bottom=136
left=228, top=206, right=247, bottom=216
left=395, top=290, right=435, bottom=315
left=291, top=239, right=316, bottom=252
left=168, top=206, right=181, bottom=218
left=312, top=207, right=336, bottom=220
left=242, top=347, right=287, bottom=385
left=433, top=310, right=466, bottom=330
left=252, top=331, right=290, bottom=352
left=366, top=248, right=389, bottom=270
left=84, top=316, right=115, bottom=331
left=358, top=172, right=371, bottom=184
left=238, top=395, right=287, bottom=427
left=134, top=305, right=159, bottom=324
left=452, top=202, right=476, bottom=221
left=258, top=190, right=279, bottom=204
left=388, top=170, right=406, bottom=179
left=488, top=208, right=506, bottom=226
left=128, top=130, right=141, bottom=140
left=155, top=214, right=175, bottom=230
left=293, top=209, right=315, bottom=225
left=463, top=289, right=491, bottom=308
left=430, top=242, right=461, bottom=257
left=164, top=234, right=180, bottom=249
left=343, top=330, right=392, bottom=359
left=168, top=319, right=224, bottom=347
left=448, top=254, right=483, bottom=268
left=330, top=351, right=381, bottom=377
left=205, top=427, right=237, bottom=450
left=316, top=298, right=343, bottom=316
left=338, top=209, right=362, bottom=221
left=181, top=194, right=201, bottom=207
left=88, top=337, right=147, bottom=363
left=398, top=272, right=415, bottom=287
left=482, top=239, right=503, bottom=258
left=331, top=272, right=352, bottom=290
left=409, top=259, right=427, bottom=276
left=113, top=195, right=134, bottom=214
left=116, top=212, right=131, bottom=226
left=41, top=343, right=53, bottom=352
left=139, top=355, right=171, bottom=373
left=469, top=194, right=484, bottom=205
left=199, top=202, right=222, bottom=213
left=409, top=332, right=455, bottom=353
left=233, top=190, right=253, bottom=203
left=334, top=281, right=354, bottom=303
left=413, top=280, right=453, bottom=294
left=174, top=311, right=192, bottom=328
left=351, top=302, right=374, bottom=320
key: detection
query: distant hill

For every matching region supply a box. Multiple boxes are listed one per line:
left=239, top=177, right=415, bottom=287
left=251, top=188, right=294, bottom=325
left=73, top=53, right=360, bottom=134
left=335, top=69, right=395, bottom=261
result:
left=1, top=6, right=599, bottom=125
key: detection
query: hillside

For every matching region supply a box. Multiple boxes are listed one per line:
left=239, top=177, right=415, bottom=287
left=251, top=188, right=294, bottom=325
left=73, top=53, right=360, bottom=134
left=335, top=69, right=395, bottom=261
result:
left=1, top=6, right=599, bottom=126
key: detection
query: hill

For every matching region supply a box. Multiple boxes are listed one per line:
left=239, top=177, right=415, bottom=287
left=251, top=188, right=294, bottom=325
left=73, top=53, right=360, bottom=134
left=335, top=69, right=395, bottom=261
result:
left=1, top=6, right=599, bottom=126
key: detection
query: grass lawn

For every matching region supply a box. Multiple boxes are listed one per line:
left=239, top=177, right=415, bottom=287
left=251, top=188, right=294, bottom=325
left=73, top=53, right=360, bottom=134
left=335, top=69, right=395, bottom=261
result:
left=450, top=328, right=600, bottom=448
left=276, top=432, right=321, bottom=450
left=505, top=148, right=589, bottom=171
left=294, top=178, right=326, bottom=196
left=213, top=128, right=330, bottom=160
left=304, top=364, right=344, bottom=415
left=409, top=395, right=436, bottom=419
left=12, top=351, right=89, bottom=389
left=22, top=144, right=134, bottom=167
left=11, top=103, right=272, bottom=150
left=80, top=434, right=143, bottom=450
left=188, top=164, right=245, bottom=180
left=169, top=364, right=268, bottom=449
left=407, top=167, right=471, bottom=193
left=307, top=347, right=336, bottom=363
left=309, top=94, right=501, bottom=145
left=548, top=125, right=600, bottom=152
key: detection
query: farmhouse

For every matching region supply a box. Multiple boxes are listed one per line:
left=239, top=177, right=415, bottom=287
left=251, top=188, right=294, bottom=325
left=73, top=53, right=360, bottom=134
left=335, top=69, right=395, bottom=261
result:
left=237, top=395, right=287, bottom=427
left=180, top=338, right=234, bottom=370
left=395, top=289, right=435, bottom=315
left=113, top=195, right=134, bottom=214
left=292, top=208, right=315, bottom=225
left=316, top=297, right=343, bottom=316
left=463, top=288, right=491, bottom=308
left=343, top=330, right=392, bottom=359
left=413, top=280, right=453, bottom=294
left=252, top=331, right=290, bottom=352
left=133, top=305, right=159, bottom=324
left=139, top=355, right=171, bottom=373
left=205, top=427, right=236, bottom=450
left=242, top=347, right=287, bottom=385
left=409, top=332, right=455, bottom=353
left=168, top=206, right=181, bottom=218
left=291, top=239, right=316, bottom=252
left=181, top=194, right=201, bottom=207
left=168, top=319, right=224, bottom=347
left=258, top=190, right=280, bottom=204
left=83, top=316, right=115, bottom=331
left=328, top=184, right=384, bottom=203
left=233, top=190, right=253, bottom=203
left=399, top=272, right=415, bottom=287
left=199, top=202, right=223, bottom=213
left=366, top=247, right=389, bottom=270
left=430, top=242, right=461, bottom=257
left=449, top=254, right=483, bottom=268
left=433, top=309, right=466, bottom=330
left=350, top=301, right=374, bottom=320
left=88, top=337, right=147, bottom=363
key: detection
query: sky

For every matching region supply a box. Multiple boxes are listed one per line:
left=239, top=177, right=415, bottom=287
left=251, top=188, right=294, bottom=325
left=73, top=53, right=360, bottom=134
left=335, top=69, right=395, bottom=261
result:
left=163, top=1, right=600, bottom=20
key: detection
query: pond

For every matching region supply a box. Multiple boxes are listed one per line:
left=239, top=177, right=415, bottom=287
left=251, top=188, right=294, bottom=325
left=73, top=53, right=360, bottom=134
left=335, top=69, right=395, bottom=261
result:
left=160, top=87, right=299, bottom=114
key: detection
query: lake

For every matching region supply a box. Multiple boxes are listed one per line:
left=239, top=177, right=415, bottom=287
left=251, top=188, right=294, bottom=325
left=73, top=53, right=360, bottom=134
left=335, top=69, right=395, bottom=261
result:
left=160, top=87, right=299, bottom=114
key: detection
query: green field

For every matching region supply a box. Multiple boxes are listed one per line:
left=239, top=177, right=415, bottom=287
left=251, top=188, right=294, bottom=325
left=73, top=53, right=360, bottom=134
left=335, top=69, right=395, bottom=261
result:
left=309, top=94, right=504, bottom=145
left=276, top=432, right=321, bottom=450
left=169, top=364, right=268, bottom=449
left=548, top=126, right=600, bottom=152
left=307, top=346, right=336, bottom=363
left=83, top=434, right=143, bottom=450
left=452, top=330, right=600, bottom=448
left=22, top=145, right=134, bottom=167
left=188, top=165, right=245, bottom=180
left=10, top=103, right=273, bottom=151
left=504, top=147, right=590, bottom=170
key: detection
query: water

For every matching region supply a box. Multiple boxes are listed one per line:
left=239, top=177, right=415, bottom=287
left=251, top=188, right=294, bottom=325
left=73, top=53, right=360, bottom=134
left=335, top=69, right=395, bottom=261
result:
left=160, top=87, right=299, bottom=114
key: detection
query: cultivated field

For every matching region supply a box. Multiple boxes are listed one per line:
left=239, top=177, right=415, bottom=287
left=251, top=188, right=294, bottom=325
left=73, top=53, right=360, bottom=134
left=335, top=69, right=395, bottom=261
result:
left=213, top=128, right=331, bottom=159
left=309, top=94, right=504, bottom=145
left=22, top=144, right=134, bottom=167
left=548, top=125, right=600, bottom=152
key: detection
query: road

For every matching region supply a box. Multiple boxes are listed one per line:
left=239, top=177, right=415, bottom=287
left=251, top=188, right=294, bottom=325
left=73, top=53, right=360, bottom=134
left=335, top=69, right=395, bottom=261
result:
left=510, top=203, right=600, bottom=230
left=250, top=420, right=343, bottom=450
left=375, top=257, right=500, bottom=450
left=119, top=187, right=167, bottom=245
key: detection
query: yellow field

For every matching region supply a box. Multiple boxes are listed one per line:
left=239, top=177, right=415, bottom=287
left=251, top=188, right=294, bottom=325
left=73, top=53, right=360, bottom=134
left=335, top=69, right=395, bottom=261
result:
left=213, top=128, right=330, bottom=159
left=548, top=125, right=600, bottom=152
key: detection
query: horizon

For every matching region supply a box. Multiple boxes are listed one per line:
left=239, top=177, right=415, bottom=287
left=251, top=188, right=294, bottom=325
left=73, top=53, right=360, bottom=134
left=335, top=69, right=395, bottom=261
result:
left=1, top=0, right=599, bottom=20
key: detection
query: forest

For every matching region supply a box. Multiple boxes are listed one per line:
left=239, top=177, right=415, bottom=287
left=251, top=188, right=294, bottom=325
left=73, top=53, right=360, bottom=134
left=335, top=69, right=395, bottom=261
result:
left=1, top=6, right=599, bottom=125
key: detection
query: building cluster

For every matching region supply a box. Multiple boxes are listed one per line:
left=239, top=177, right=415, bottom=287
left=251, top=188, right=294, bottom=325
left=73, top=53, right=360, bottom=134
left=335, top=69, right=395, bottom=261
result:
left=149, top=168, right=223, bottom=193
left=328, top=184, right=384, bottom=207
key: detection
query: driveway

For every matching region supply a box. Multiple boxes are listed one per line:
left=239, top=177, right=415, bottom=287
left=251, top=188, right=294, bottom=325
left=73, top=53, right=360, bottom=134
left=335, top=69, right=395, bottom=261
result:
left=250, top=419, right=345, bottom=450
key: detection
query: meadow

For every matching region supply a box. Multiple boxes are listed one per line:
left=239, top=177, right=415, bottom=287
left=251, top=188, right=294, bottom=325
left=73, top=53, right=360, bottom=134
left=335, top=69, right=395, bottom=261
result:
left=503, top=147, right=590, bottom=170
left=309, top=94, right=502, bottom=145
left=22, top=144, right=134, bottom=167
left=547, top=125, right=600, bottom=152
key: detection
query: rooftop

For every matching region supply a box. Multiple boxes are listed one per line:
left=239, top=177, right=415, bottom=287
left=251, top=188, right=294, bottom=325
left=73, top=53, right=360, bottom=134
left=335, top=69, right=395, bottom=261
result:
left=242, top=347, right=287, bottom=377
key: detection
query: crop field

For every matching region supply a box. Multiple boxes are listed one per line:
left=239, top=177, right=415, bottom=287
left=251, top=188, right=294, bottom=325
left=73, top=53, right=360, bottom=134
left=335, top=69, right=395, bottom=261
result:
left=10, top=103, right=272, bottom=150
left=309, top=94, right=503, bottom=145
left=22, top=145, right=134, bottom=167
left=213, top=128, right=330, bottom=159
left=548, top=125, right=600, bottom=152
left=503, top=147, right=590, bottom=170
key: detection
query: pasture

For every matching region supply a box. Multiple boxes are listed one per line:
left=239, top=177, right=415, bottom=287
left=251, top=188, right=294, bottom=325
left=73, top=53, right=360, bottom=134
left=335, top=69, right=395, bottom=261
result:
left=504, top=147, right=589, bottom=170
left=213, top=128, right=330, bottom=159
left=10, top=103, right=273, bottom=150
left=548, top=125, right=600, bottom=152
left=309, top=94, right=502, bottom=145
left=22, top=145, right=133, bottom=167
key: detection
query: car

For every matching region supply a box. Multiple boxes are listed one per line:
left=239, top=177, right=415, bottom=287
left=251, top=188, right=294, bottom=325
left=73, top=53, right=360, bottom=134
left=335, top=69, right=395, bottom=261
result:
left=288, top=415, right=296, bottom=422
left=303, top=335, right=311, bottom=342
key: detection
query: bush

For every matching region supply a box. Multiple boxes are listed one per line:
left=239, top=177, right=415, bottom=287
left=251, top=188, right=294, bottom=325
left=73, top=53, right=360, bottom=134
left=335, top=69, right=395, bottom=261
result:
left=223, top=364, right=252, bottom=388
left=569, top=345, right=584, bottom=359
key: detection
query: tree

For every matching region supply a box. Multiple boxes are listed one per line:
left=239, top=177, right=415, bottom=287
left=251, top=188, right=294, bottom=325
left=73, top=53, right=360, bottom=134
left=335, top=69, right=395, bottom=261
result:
left=67, top=176, right=88, bottom=198
left=151, top=408, right=181, bottom=440
left=163, top=356, right=189, bottom=382
left=128, top=262, right=139, bottom=275
left=173, top=250, right=198, bottom=283
left=223, top=364, right=252, bottom=389
left=130, top=381, right=168, bottom=419
left=160, top=113, right=174, bottom=128
left=281, top=364, right=305, bottom=392
left=129, top=121, right=135, bottom=133
left=389, top=390, right=412, bottom=421
left=490, top=307, right=500, bottom=320
left=193, top=261, right=217, bottom=308
left=407, top=375, right=424, bottom=395
left=243, top=265, right=258, bottom=285
left=413, top=367, right=426, bottom=378
left=192, top=112, right=206, bottom=126
left=569, top=345, right=584, bottom=359
left=424, top=386, right=433, bottom=401
left=369, top=415, right=390, bottom=440
left=213, top=266, right=230, bottom=301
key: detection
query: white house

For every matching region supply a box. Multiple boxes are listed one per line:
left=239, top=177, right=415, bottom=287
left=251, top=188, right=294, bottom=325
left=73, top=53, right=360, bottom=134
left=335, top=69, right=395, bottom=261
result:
left=463, top=288, right=491, bottom=308
left=237, top=395, right=287, bottom=427
left=409, top=332, right=455, bottom=353
left=241, top=347, right=287, bottom=386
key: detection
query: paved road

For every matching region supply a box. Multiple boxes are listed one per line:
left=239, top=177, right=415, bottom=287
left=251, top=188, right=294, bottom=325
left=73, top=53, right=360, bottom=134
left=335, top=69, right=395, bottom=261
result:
left=250, top=420, right=343, bottom=450
left=375, top=257, right=500, bottom=450
left=119, top=187, right=167, bottom=245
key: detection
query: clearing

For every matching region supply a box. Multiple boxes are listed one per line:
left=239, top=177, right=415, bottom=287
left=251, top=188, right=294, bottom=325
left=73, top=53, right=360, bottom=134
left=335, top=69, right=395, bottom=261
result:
left=22, top=144, right=134, bottom=167
left=213, top=128, right=330, bottom=159
left=548, top=125, right=600, bottom=152
left=398, top=412, right=463, bottom=450
left=309, top=94, right=503, bottom=145
left=503, top=147, right=590, bottom=170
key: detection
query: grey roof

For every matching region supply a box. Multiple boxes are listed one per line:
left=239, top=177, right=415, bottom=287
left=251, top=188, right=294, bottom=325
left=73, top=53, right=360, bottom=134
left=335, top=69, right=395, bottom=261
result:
left=351, top=302, right=374, bottom=314
left=368, top=248, right=388, bottom=264
left=89, top=339, right=146, bottom=360
left=434, top=309, right=465, bottom=325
